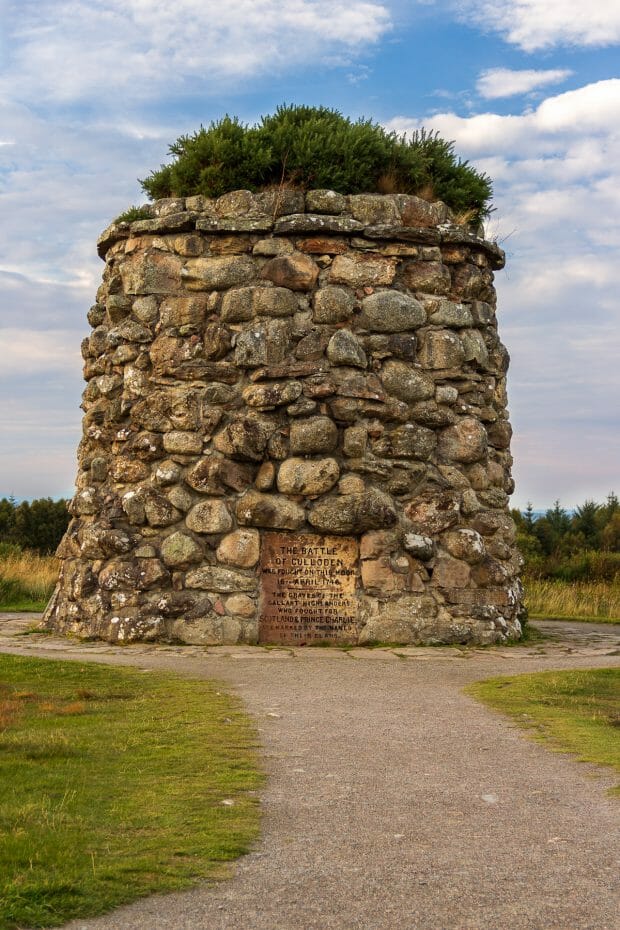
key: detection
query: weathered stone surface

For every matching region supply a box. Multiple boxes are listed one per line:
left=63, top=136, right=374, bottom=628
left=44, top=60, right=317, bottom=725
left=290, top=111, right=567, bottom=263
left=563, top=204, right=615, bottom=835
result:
left=380, top=359, right=434, bottom=401
left=438, top=417, right=488, bottom=463
left=308, top=489, right=397, bottom=534
left=236, top=489, right=305, bottom=530
left=361, top=556, right=408, bottom=595
left=289, top=416, right=338, bottom=454
left=274, top=214, right=361, bottom=234
left=221, top=286, right=298, bottom=322
left=417, top=330, right=465, bottom=369
left=182, top=255, right=255, bottom=290
left=402, top=532, right=434, bottom=561
left=343, top=425, right=367, bottom=457
left=213, top=416, right=275, bottom=461
left=326, top=330, right=367, bottom=368
left=461, top=329, right=489, bottom=367
left=225, top=593, right=256, bottom=617
left=296, top=237, right=348, bottom=255
left=399, top=196, right=450, bottom=228
left=144, top=492, right=181, bottom=527
left=242, top=381, right=302, bottom=408
left=160, top=532, right=203, bottom=567
left=358, top=291, right=425, bottom=332
left=348, top=194, right=400, bottom=226
left=371, top=424, right=436, bottom=460
left=405, top=492, right=461, bottom=534
left=403, top=260, right=452, bottom=295
left=427, top=299, right=473, bottom=328
left=330, top=253, right=396, bottom=288
left=262, top=253, right=319, bottom=291
left=186, top=565, right=256, bottom=593
left=217, top=529, right=260, bottom=568
left=277, top=457, right=340, bottom=496
left=234, top=320, right=290, bottom=368
left=186, top=456, right=254, bottom=495
left=442, top=528, right=486, bottom=563
left=186, top=499, right=232, bottom=534
left=305, top=190, right=348, bottom=214
left=487, top=419, right=513, bottom=450
left=253, top=238, right=294, bottom=257
left=432, top=555, right=471, bottom=588
left=159, top=295, right=208, bottom=329
left=120, top=251, right=183, bottom=295
left=163, top=431, right=203, bottom=455
left=358, top=595, right=440, bottom=645
left=312, top=286, right=357, bottom=324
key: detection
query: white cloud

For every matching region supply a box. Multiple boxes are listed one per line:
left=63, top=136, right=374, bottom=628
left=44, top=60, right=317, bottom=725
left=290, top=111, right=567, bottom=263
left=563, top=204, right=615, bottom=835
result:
left=3, top=0, right=392, bottom=104
left=476, top=68, right=572, bottom=99
left=457, top=0, right=620, bottom=50
left=0, top=329, right=83, bottom=376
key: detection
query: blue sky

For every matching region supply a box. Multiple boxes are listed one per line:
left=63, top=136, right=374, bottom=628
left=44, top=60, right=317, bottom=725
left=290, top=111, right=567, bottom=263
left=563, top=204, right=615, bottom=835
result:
left=1, top=0, right=618, bottom=509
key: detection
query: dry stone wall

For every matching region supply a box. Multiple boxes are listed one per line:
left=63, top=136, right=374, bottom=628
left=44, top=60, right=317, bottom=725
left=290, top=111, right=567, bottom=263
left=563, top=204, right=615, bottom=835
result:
left=44, top=189, right=524, bottom=645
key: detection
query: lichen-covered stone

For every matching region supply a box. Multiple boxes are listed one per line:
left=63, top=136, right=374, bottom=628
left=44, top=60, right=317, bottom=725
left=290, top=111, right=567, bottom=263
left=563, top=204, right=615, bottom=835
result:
left=216, top=529, right=260, bottom=568
left=312, top=287, right=357, bottom=324
left=403, top=260, right=452, bottom=295
left=160, top=532, right=203, bottom=567
left=371, top=424, right=436, bottom=460
left=277, top=457, right=340, bottom=496
left=405, top=492, right=461, bottom=534
left=358, top=291, right=425, bottom=332
left=262, top=253, right=319, bottom=291
left=242, top=381, right=302, bottom=409
left=213, top=416, right=275, bottom=461
left=236, top=489, right=305, bottom=530
left=308, top=489, right=397, bottom=534
left=186, top=566, right=257, bottom=593
left=186, top=499, right=232, bottom=534
left=329, top=253, right=396, bottom=288
left=380, top=360, right=434, bottom=402
left=182, top=255, right=255, bottom=290
left=417, top=330, right=465, bottom=369
left=326, top=330, right=367, bottom=368
left=289, top=416, right=338, bottom=454
left=438, top=417, right=488, bottom=463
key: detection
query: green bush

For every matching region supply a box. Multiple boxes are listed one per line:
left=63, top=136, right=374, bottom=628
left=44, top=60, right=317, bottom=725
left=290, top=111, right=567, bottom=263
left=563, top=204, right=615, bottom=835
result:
left=140, top=104, right=492, bottom=224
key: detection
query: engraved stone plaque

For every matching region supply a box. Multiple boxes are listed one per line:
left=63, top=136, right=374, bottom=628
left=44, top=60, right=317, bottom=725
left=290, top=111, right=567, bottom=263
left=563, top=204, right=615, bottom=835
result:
left=259, top=533, right=359, bottom=644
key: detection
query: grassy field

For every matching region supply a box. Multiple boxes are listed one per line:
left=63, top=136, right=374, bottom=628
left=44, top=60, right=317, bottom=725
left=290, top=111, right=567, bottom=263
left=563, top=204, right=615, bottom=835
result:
left=0, top=654, right=262, bottom=929
left=0, top=549, right=58, bottom=611
left=524, top=578, right=620, bottom=623
left=467, top=668, right=620, bottom=794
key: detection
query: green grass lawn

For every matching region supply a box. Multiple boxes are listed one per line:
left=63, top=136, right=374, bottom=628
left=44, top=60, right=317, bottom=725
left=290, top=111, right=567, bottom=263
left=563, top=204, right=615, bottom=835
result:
left=467, top=668, right=620, bottom=794
left=0, top=654, right=262, bottom=929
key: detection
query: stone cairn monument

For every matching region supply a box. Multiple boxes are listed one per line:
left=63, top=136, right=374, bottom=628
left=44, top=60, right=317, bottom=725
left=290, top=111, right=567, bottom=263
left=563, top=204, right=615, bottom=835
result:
left=44, top=189, right=524, bottom=645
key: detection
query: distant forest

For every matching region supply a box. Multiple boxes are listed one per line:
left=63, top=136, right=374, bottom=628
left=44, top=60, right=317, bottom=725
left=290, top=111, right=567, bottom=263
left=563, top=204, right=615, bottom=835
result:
left=0, top=498, right=70, bottom=556
left=0, top=494, right=618, bottom=581
left=512, top=493, right=619, bottom=581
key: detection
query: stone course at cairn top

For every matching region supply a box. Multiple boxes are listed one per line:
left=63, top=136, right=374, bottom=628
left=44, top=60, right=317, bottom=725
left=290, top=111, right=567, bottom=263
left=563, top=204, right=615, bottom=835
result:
left=44, top=188, right=523, bottom=646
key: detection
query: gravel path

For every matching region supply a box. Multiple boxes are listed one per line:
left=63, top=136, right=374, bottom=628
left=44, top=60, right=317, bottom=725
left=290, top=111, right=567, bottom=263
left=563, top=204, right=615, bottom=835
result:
left=1, top=615, right=618, bottom=930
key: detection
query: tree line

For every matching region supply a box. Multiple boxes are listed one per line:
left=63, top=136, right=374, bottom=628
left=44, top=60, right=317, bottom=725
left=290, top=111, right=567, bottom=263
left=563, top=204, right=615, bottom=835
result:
left=512, top=493, right=620, bottom=581
left=0, top=498, right=70, bottom=556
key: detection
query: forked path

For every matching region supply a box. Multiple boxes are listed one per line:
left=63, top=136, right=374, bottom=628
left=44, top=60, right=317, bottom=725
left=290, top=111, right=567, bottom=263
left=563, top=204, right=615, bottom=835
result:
left=1, top=615, right=619, bottom=930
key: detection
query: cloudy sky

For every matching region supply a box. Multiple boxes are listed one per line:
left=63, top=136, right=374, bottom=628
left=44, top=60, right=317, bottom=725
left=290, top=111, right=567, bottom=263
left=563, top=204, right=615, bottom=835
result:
left=1, top=0, right=618, bottom=509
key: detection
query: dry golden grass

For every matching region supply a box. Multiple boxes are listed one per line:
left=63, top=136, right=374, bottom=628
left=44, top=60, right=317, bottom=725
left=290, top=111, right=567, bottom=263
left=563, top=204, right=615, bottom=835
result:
left=524, top=578, right=620, bottom=622
left=0, top=549, right=59, bottom=610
